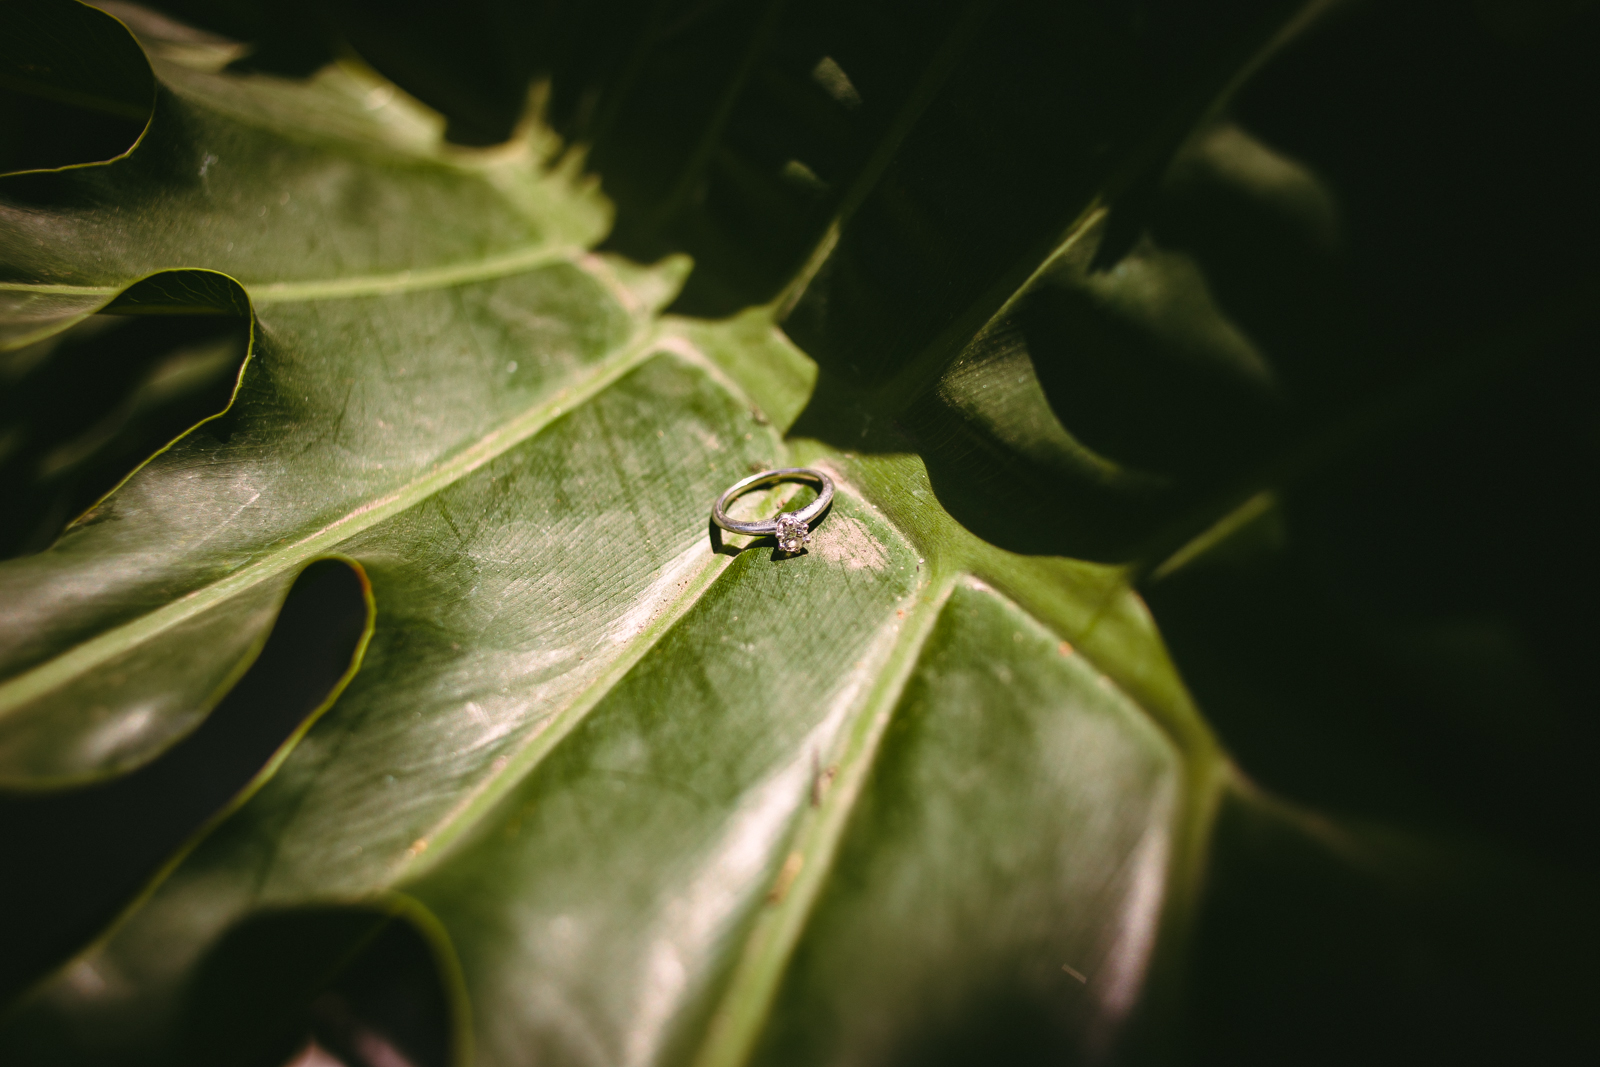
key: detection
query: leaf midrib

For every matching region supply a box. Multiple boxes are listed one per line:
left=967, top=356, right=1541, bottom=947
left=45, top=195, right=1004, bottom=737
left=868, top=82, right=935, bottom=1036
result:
left=689, top=566, right=957, bottom=1067
left=0, top=300, right=664, bottom=718
left=0, top=244, right=580, bottom=305
left=390, top=538, right=737, bottom=879
left=379, top=475, right=957, bottom=1067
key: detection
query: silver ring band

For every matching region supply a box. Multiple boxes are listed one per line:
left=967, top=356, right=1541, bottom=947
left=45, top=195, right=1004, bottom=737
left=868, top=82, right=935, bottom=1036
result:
left=712, top=467, right=834, bottom=546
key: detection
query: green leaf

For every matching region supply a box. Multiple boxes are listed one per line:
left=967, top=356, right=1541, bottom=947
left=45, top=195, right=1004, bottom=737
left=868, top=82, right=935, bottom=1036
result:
left=5, top=0, right=1595, bottom=1064
left=0, top=5, right=1239, bottom=1061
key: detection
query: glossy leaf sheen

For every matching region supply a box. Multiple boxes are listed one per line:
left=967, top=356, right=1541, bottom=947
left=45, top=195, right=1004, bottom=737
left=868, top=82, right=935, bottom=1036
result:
left=0, top=4, right=1216, bottom=1064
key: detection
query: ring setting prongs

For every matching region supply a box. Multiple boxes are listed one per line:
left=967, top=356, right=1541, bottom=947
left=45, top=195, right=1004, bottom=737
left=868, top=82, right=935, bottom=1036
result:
left=774, top=513, right=810, bottom=554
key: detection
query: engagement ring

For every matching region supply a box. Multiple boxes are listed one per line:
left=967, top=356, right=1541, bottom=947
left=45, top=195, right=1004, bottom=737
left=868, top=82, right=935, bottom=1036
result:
left=711, top=467, right=834, bottom=553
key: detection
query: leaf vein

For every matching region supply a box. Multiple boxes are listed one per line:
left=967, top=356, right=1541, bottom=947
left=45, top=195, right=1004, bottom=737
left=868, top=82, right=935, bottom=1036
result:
left=690, top=568, right=958, bottom=1067
left=0, top=322, right=665, bottom=719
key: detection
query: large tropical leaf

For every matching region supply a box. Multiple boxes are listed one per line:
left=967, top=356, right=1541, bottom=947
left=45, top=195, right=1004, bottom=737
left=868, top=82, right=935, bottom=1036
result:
left=2, top=1, right=1598, bottom=1065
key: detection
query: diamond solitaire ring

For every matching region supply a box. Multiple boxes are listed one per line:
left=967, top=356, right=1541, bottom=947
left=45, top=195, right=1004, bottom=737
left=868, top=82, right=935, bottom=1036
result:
left=712, top=467, right=835, bottom=554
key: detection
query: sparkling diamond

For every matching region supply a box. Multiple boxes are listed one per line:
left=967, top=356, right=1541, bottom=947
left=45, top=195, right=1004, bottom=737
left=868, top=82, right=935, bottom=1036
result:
left=774, top=513, right=809, bottom=553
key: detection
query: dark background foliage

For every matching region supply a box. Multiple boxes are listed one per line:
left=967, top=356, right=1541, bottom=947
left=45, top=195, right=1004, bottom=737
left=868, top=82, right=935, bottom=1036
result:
left=3, top=1, right=1598, bottom=1064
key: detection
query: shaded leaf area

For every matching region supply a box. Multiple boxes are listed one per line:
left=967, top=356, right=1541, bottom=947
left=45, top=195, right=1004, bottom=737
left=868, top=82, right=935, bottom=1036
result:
left=1150, top=342, right=1600, bottom=865
left=0, top=4, right=1218, bottom=1066
left=0, top=557, right=371, bottom=1004
left=182, top=905, right=457, bottom=1067
left=1149, top=336, right=1600, bottom=1062
left=1188, top=791, right=1600, bottom=1066
left=883, top=0, right=1600, bottom=569
left=1154, top=0, right=1600, bottom=890
left=0, top=0, right=152, bottom=173
left=1139, top=3, right=1600, bottom=1062
left=0, top=311, right=248, bottom=558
